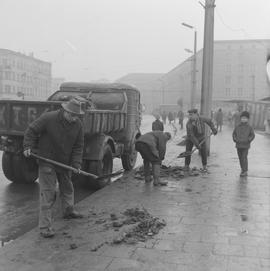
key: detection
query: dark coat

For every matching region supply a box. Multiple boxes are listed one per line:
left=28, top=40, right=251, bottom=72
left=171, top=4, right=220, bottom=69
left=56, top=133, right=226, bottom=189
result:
left=136, top=131, right=167, bottom=160
left=152, top=119, right=164, bottom=131
left=177, top=110, right=184, bottom=120
left=186, top=116, right=217, bottom=147
left=23, top=109, right=84, bottom=170
left=232, top=122, right=255, bottom=149
left=215, top=111, right=223, bottom=125
left=168, top=112, right=174, bottom=121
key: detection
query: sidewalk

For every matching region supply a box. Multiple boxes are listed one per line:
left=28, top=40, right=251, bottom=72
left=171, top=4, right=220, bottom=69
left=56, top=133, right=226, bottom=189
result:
left=0, top=127, right=269, bottom=271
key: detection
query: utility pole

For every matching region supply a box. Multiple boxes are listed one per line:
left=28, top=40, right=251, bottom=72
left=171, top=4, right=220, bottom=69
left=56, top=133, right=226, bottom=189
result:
left=200, top=0, right=216, bottom=154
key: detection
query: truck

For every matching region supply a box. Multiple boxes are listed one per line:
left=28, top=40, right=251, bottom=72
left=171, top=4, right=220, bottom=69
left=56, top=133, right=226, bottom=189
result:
left=0, top=82, right=141, bottom=189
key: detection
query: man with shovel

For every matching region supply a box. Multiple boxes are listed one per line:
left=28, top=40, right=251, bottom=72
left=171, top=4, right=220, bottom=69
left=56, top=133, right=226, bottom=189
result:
left=23, top=97, right=86, bottom=238
left=135, top=131, right=171, bottom=186
left=184, top=109, right=217, bottom=173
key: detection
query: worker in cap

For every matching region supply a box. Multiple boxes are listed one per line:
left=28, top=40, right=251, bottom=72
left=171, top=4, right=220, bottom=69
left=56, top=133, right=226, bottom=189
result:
left=23, top=96, right=86, bottom=238
left=135, top=131, right=171, bottom=186
left=184, top=108, right=217, bottom=172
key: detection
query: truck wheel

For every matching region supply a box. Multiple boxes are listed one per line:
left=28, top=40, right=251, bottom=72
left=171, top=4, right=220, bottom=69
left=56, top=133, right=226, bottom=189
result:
left=121, top=142, right=138, bottom=171
left=86, top=144, right=113, bottom=189
left=2, top=152, right=38, bottom=184
left=2, top=152, right=15, bottom=181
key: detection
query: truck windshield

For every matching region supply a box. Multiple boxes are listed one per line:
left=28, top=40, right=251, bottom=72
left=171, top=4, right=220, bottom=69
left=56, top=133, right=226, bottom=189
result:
left=49, top=91, right=126, bottom=110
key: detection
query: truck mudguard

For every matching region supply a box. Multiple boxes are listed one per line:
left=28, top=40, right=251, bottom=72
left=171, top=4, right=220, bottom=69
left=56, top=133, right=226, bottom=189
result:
left=83, top=134, right=116, bottom=161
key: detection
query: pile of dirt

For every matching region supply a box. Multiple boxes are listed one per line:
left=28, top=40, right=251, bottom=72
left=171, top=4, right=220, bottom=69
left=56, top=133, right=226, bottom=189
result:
left=134, top=165, right=200, bottom=180
left=111, top=207, right=166, bottom=244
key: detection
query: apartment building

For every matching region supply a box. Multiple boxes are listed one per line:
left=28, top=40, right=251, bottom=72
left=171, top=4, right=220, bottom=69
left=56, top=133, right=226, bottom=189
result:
left=0, top=49, right=51, bottom=100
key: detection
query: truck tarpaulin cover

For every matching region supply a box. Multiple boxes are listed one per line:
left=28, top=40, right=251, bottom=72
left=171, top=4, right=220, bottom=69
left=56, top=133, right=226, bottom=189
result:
left=90, top=92, right=125, bottom=110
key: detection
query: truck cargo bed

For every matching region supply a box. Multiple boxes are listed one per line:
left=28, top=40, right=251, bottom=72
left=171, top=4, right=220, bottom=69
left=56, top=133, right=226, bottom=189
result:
left=0, top=100, right=126, bottom=136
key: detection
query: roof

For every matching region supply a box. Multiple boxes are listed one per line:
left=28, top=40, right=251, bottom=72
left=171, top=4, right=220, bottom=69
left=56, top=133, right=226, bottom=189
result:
left=60, top=82, right=140, bottom=92
left=0, top=48, right=51, bottom=65
left=116, top=73, right=164, bottom=88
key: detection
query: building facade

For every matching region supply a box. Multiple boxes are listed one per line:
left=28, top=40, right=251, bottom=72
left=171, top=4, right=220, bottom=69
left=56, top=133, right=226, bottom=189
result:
left=161, top=39, right=270, bottom=110
left=0, top=49, right=51, bottom=100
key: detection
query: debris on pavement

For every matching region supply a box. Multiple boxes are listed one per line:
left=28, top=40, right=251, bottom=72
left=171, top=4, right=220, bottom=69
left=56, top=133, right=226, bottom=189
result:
left=69, top=243, right=78, bottom=250
left=134, top=165, right=201, bottom=180
left=112, top=207, right=166, bottom=245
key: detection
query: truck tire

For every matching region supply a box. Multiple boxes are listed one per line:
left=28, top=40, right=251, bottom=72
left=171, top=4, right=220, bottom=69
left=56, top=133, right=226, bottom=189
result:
left=85, top=144, right=113, bottom=189
left=121, top=142, right=138, bottom=171
left=2, top=152, right=16, bottom=181
left=2, top=152, right=38, bottom=184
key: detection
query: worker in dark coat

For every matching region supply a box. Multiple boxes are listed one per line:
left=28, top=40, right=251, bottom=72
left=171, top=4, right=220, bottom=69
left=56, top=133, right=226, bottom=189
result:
left=232, top=111, right=255, bottom=177
left=184, top=109, right=217, bottom=172
left=161, top=111, right=167, bottom=124
left=168, top=111, right=174, bottom=124
left=177, top=110, right=184, bottom=129
left=135, top=131, right=171, bottom=186
left=152, top=115, right=164, bottom=131
left=23, top=97, right=85, bottom=238
left=215, top=108, right=223, bottom=132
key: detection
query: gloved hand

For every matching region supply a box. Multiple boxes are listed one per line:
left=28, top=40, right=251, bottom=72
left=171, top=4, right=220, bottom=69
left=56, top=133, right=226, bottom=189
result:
left=23, top=149, right=31, bottom=157
left=72, top=163, right=82, bottom=174
left=212, top=129, right=218, bottom=135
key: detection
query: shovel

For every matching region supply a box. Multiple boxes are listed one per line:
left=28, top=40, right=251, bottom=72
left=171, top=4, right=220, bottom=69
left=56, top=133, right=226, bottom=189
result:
left=30, top=153, right=124, bottom=180
left=177, top=133, right=213, bottom=158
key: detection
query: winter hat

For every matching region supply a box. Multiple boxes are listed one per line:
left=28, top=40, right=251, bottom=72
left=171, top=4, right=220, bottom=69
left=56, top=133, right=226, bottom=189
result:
left=240, top=111, right=250, bottom=119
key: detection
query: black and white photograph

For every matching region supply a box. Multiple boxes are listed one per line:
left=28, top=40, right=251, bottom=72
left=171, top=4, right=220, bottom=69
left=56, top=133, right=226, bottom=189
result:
left=0, top=0, right=269, bottom=270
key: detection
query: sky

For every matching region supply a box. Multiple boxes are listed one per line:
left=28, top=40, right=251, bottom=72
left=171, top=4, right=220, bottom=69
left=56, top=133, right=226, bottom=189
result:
left=0, top=0, right=269, bottom=81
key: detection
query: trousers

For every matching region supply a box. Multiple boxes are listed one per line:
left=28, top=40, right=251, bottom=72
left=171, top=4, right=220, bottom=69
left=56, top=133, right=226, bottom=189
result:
left=185, top=139, right=207, bottom=166
left=237, top=148, right=249, bottom=172
left=38, top=165, right=74, bottom=230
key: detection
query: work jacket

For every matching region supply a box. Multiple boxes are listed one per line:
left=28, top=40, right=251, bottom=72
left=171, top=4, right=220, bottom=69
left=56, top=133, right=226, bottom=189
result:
left=136, top=131, right=167, bottom=160
left=232, top=122, right=255, bottom=149
left=186, top=116, right=216, bottom=147
left=23, top=109, right=84, bottom=170
left=152, top=120, right=164, bottom=132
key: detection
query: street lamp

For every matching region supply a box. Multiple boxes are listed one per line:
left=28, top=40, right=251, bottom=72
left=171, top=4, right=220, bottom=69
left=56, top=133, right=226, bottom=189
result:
left=182, top=22, right=197, bottom=109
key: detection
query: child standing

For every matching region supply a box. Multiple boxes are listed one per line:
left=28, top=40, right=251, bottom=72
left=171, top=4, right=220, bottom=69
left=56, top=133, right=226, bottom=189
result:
left=232, top=111, right=255, bottom=177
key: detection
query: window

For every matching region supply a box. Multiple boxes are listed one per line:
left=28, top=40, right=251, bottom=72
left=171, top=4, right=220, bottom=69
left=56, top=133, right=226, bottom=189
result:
left=238, top=64, right=244, bottom=72
left=238, top=76, right=243, bottom=84
left=12, top=86, right=16, bottom=93
left=226, top=64, right=231, bottom=72
left=225, top=88, right=230, bottom=97
left=225, top=76, right=231, bottom=84
left=238, top=88, right=243, bottom=96
left=4, top=85, right=11, bottom=93
left=5, top=71, right=11, bottom=80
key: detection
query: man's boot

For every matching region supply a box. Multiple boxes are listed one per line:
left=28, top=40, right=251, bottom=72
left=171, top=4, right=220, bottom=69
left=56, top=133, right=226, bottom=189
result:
left=63, top=206, right=83, bottom=219
left=143, top=160, right=152, bottom=183
left=152, top=164, right=167, bottom=186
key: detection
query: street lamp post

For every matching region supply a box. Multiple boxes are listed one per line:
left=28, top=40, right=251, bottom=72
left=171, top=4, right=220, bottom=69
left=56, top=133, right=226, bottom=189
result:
left=182, top=23, right=197, bottom=109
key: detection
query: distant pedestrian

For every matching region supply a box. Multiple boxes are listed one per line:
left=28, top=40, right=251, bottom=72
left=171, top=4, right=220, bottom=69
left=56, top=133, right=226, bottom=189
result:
left=168, top=111, right=174, bottom=124
left=177, top=109, right=184, bottom=129
left=161, top=111, right=167, bottom=124
left=232, top=111, right=255, bottom=177
left=215, top=108, right=223, bottom=132
left=228, top=111, right=233, bottom=126
left=152, top=115, right=164, bottom=131
left=184, top=109, right=217, bottom=172
left=135, top=131, right=171, bottom=186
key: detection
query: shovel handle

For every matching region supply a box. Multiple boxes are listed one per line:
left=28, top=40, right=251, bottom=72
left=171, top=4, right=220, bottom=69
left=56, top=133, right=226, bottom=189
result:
left=30, top=152, right=98, bottom=179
